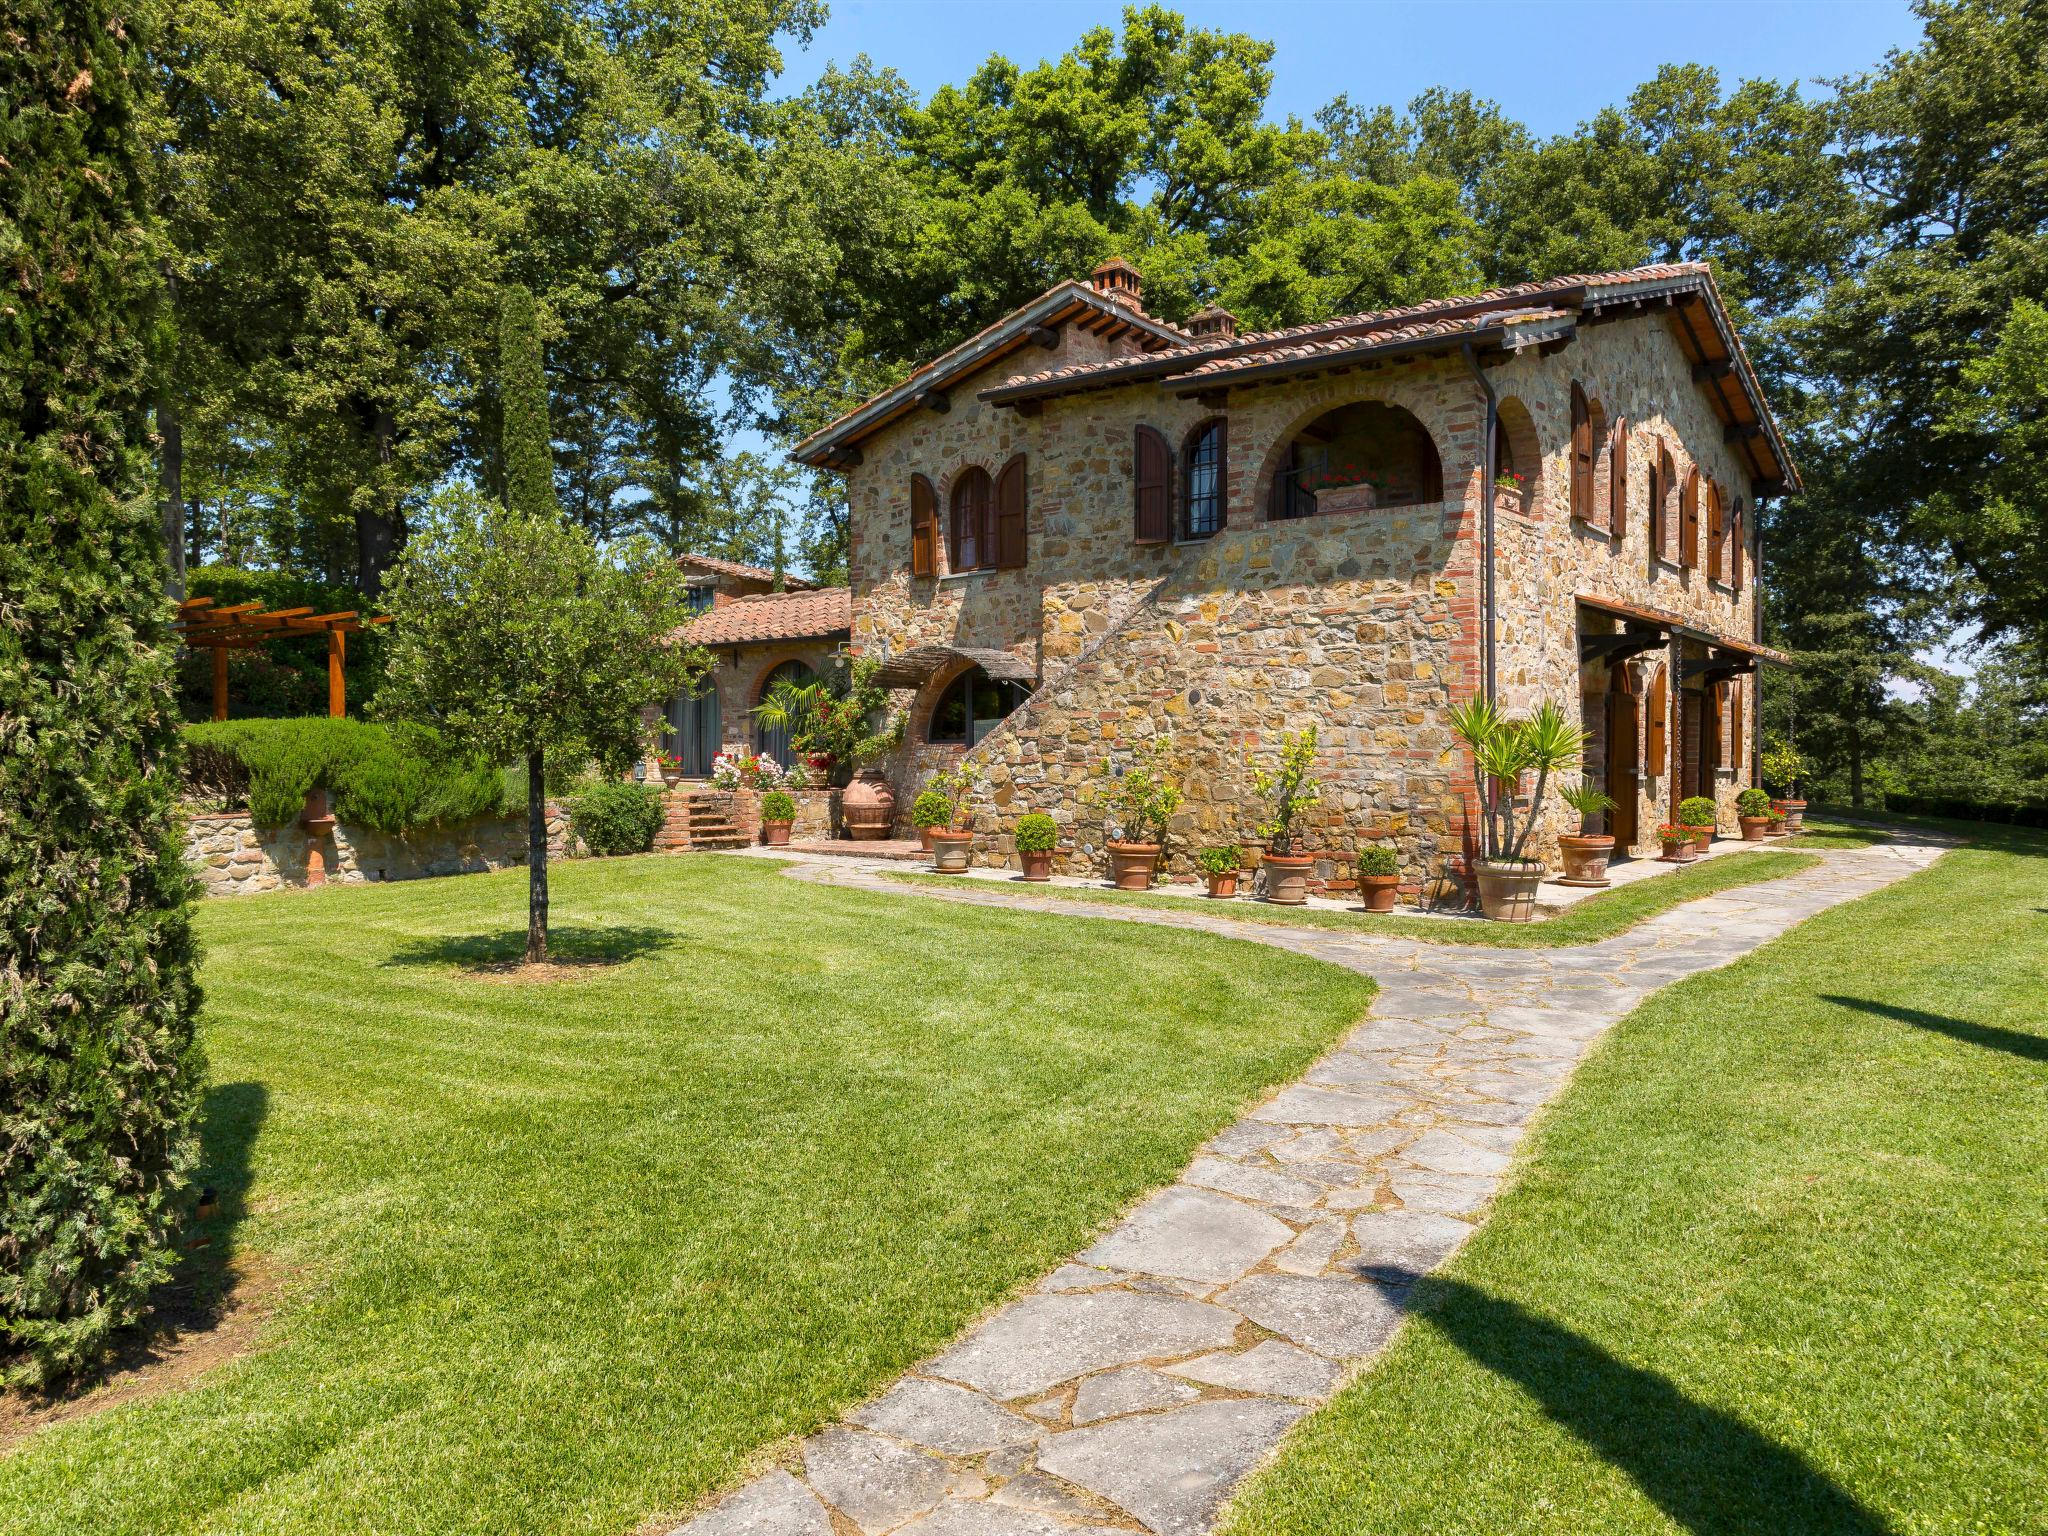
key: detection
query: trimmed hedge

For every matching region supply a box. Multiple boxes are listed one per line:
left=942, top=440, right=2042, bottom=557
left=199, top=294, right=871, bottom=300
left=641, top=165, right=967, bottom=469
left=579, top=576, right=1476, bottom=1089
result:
left=182, top=718, right=510, bottom=834
left=1883, top=793, right=2048, bottom=830
left=564, top=781, right=665, bottom=855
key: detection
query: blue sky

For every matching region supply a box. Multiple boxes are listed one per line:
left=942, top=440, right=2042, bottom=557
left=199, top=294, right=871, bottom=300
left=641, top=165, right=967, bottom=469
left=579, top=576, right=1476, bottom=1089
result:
left=775, top=0, right=1923, bottom=133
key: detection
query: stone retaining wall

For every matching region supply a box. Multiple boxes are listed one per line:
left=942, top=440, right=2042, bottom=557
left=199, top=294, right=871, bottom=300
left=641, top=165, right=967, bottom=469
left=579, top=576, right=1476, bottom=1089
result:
left=185, top=804, right=576, bottom=897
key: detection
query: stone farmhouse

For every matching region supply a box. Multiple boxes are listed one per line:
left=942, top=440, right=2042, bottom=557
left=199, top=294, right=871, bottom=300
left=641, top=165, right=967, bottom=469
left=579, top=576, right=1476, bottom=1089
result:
left=709, top=259, right=1793, bottom=883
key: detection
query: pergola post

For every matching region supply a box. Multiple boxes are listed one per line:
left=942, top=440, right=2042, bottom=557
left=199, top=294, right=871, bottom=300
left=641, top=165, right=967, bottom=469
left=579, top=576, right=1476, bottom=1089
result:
left=211, top=648, right=229, bottom=722
left=328, top=628, right=346, bottom=718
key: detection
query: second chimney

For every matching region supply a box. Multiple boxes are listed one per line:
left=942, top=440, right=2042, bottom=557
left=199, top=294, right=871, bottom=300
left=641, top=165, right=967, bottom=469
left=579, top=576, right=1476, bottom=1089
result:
left=1187, top=305, right=1239, bottom=342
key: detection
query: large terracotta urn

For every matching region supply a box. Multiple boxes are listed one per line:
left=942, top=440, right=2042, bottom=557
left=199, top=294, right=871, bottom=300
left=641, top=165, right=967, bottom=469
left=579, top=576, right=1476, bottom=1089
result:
left=841, top=769, right=898, bottom=841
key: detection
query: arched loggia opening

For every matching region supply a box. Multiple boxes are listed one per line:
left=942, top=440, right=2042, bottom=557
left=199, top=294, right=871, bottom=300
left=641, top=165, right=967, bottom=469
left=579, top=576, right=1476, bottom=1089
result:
left=1268, top=401, right=1443, bottom=520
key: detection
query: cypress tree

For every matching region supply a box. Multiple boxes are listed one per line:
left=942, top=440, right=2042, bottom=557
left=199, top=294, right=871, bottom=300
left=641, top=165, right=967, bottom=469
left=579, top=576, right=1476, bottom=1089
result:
left=1, top=4, right=203, bottom=1384
left=498, top=285, right=557, bottom=520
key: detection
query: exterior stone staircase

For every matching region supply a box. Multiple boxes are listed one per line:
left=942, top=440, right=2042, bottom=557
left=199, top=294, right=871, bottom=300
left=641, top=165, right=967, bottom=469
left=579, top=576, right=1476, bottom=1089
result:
left=680, top=796, right=748, bottom=850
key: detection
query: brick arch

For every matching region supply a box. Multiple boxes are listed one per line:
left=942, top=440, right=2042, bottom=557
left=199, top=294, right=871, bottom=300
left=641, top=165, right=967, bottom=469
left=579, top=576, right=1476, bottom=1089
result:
left=746, top=652, right=820, bottom=709
left=1248, top=388, right=1456, bottom=524
left=1493, top=393, right=1542, bottom=515
left=908, top=654, right=981, bottom=744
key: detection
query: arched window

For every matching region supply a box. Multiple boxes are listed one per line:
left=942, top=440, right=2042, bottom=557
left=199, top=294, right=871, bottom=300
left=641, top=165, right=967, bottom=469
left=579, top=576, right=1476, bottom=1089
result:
left=1651, top=444, right=1677, bottom=563
left=1182, top=419, right=1226, bottom=540
left=1608, top=417, right=1630, bottom=539
left=1680, top=467, right=1701, bottom=570
left=926, top=666, right=1028, bottom=747
left=1493, top=396, right=1540, bottom=513
left=1706, top=478, right=1726, bottom=581
left=665, top=680, right=722, bottom=778
left=753, top=660, right=816, bottom=766
left=950, top=467, right=993, bottom=573
left=1270, top=402, right=1442, bottom=520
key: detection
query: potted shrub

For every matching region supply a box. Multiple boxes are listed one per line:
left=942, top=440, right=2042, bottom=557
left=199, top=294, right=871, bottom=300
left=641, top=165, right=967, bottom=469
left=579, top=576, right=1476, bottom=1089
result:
left=1451, top=697, right=1589, bottom=922
left=1015, top=812, right=1057, bottom=881
left=1356, top=845, right=1400, bottom=912
left=655, top=750, right=686, bottom=788
left=1197, top=844, right=1242, bottom=899
left=1764, top=735, right=1807, bottom=830
left=1085, top=736, right=1182, bottom=891
left=927, top=763, right=980, bottom=872
left=910, top=789, right=950, bottom=852
left=1678, top=795, right=1719, bottom=854
left=759, top=788, right=797, bottom=846
left=1250, top=725, right=1323, bottom=906
left=1557, top=783, right=1619, bottom=887
left=1657, top=822, right=1696, bottom=863
left=1736, top=786, right=1773, bottom=840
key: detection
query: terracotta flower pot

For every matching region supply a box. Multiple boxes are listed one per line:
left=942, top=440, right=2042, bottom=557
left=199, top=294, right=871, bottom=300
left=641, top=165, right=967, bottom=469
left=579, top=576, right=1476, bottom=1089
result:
left=1738, top=815, right=1770, bottom=841
left=1556, top=833, right=1615, bottom=888
left=1692, top=827, right=1715, bottom=854
left=1107, top=841, right=1161, bottom=890
left=1019, top=848, right=1052, bottom=882
left=930, top=829, right=973, bottom=872
left=842, top=769, right=897, bottom=841
left=1204, top=871, right=1239, bottom=899
left=1475, top=859, right=1543, bottom=922
left=1660, top=838, right=1697, bottom=864
left=761, top=819, right=793, bottom=847
left=1771, top=798, right=1807, bottom=832
left=1263, top=851, right=1315, bottom=906
left=1357, top=872, right=1400, bottom=913
left=918, top=825, right=936, bottom=853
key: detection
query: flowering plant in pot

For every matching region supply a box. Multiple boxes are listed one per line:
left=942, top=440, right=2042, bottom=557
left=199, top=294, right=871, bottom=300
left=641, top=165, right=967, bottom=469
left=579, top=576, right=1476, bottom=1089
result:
left=1767, top=808, right=1788, bottom=836
left=1014, top=812, right=1058, bottom=881
left=1763, top=734, right=1807, bottom=829
left=758, top=788, right=797, bottom=846
left=1735, top=786, right=1773, bottom=841
left=1249, top=725, right=1323, bottom=905
left=756, top=657, right=906, bottom=836
left=1657, top=822, right=1697, bottom=862
left=1450, top=697, right=1588, bottom=922
left=910, top=789, right=950, bottom=852
left=1197, top=844, right=1242, bottom=899
left=925, top=763, right=980, bottom=872
left=1085, top=736, right=1182, bottom=890
left=709, top=747, right=771, bottom=790
left=655, top=750, right=686, bottom=787
left=1678, top=795, right=1719, bottom=853
left=1356, top=845, right=1400, bottom=912
left=1556, top=782, right=1619, bottom=887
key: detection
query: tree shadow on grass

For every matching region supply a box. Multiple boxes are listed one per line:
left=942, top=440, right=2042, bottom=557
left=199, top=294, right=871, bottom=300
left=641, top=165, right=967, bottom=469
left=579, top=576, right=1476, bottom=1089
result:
left=1384, top=1268, right=1896, bottom=1535
left=381, top=924, right=675, bottom=972
left=1821, top=994, right=2048, bottom=1064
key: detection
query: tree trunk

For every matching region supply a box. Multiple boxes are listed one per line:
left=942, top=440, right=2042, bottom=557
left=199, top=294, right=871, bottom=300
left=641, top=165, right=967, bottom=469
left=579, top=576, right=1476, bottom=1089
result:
left=355, top=407, right=405, bottom=597
left=1849, top=733, right=1865, bottom=809
left=526, top=750, right=548, bottom=964
left=158, top=389, right=185, bottom=599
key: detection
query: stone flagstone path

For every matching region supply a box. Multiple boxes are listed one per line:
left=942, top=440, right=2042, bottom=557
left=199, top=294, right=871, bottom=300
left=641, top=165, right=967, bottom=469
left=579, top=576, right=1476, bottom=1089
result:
left=670, top=837, right=1946, bottom=1536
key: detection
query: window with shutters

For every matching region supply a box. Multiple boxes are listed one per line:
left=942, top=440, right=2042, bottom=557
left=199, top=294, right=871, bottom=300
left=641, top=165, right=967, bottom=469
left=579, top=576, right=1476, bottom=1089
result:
left=1569, top=383, right=1596, bottom=524
left=1680, top=467, right=1701, bottom=569
left=1182, top=419, right=1226, bottom=539
left=910, top=474, right=936, bottom=578
left=1608, top=417, right=1630, bottom=539
left=1268, top=402, right=1442, bottom=520
left=1651, top=444, right=1677, bottom=564
left=1731, top=500, right=1746, bottom=589
left=1133, top=425, right=1172, bottom=543
left=994, top=454, right=1028, bottom=569
left=949, top=466, right=993, bottom=573
left=1706, top=479, right=1725, bottom=582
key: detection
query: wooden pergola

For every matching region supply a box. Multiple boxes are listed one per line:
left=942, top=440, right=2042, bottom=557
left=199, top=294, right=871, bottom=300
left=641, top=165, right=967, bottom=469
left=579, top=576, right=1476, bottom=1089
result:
left=175, top=598, right=392, bottom=720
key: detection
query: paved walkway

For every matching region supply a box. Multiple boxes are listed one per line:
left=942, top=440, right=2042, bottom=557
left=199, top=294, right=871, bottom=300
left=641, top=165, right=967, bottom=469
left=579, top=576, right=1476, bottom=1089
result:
left=671, top=836, right=1947, bottom=1536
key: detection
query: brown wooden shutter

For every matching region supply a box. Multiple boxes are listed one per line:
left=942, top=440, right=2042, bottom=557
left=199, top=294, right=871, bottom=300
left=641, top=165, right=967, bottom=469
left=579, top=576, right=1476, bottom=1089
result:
left=994, top=454, right=1027, bottom=569
left=1730, top=677, right=1745, bottom=775
left=1706, top=480, right=1725, bottom=581
left=1609, top=417, right=1629, bottom=538
left=1681, top=468, right=1700, bottom=569
left=1646, top=663, right=1669, bottom=771
left=1569, top=383, right=1594, bottom=524
left=1731, top=501, right=1745, bottom=589
left=910, top=474, right=936, bottom=578
left=1214, top=416, right=1229, bottom=532
left=1649, top=448, right=1668, bottom=558
left=1134, top=425, right=1171, bottom=544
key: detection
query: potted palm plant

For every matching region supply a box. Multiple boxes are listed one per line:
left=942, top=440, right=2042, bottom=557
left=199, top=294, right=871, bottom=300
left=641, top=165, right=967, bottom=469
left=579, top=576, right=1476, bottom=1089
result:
left=1736, top=786, right=1773, bottom=840
left=1763, top=735, right=1807, bottom=830
left=1015, top=812, right=1057, bottom=881
left=1086, top=736, right=1182, bottom=891
left=910, top=789, right=950, bottom=852
left=1356, top=845, right=1400, bottom=912
left=1678, top=795, right=1719, bottom=854
left=1197, top=845, right=1242, bottom=899
left=1250, top=726, right=1322, bottom=906
left=927, top=762, right=980, bottom=872
left=755, top=657, right=906, bottom=837
left=1450, top=697, right=1589, bottom=922
left=759, top=788, right=797, bottom=846
left=1557, top=783, right=1619, bottom=886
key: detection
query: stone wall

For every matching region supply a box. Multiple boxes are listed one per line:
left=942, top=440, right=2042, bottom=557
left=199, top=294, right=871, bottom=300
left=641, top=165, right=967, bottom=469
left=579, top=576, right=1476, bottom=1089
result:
left=185, top=804, right=575, bottom=897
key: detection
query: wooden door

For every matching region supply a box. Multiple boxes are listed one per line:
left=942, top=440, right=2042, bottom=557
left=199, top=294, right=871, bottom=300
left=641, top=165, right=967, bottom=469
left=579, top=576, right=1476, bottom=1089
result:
left=1606, top=671, right=1639, bottom=849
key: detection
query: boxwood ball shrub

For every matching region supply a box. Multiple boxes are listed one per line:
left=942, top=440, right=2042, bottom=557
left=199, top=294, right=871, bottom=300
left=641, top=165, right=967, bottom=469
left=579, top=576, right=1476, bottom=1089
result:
left=1015, top=813, right=1058, bottom=853
left=1196, top=844, right=1242, bottom=875
left=910, top=790, right=951, bottom=829
left=565, top=781, right=665, bottom=856
left=1737, top=787, right=1772, bottom=817
left=759, top=789, right=798, bottom=824
left=2, top=10, right=203, bottom=1388
left=1679, top=795, right=1720, bottom=829
left=1358, top=846, right=1399, bottom=877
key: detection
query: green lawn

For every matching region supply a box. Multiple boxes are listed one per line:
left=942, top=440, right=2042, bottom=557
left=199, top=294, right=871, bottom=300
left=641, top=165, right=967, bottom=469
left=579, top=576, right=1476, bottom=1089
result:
left=1224, top=828, right=2048, bottom=1535
left=891, top=848, right=1820, bottom=948
left=0, top=855, right=1373, bottom=1536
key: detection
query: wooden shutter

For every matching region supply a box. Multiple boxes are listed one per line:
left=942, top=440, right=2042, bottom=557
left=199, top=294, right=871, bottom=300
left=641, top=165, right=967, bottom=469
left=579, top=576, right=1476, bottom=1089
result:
left=994, top=454, right=1027, bottom=569
left=910, top=474, right=936, bottom=578
left=1645, top=663, right=1669, bottom=770
left=1706, top=480, right=1725, bottom=581
left=1134, top=425, right=1171, bottom=544
left=1609, top=417, right=1629, bottom=538
left=1680, top=468, right=1700, bottom=569
left=1649, top=448, right=1667, bottom=558
left=1731, top=501, right=1745, bottom=589
left=1569, top=382, right=1594, bottom=524
left=1730, top=677, right=1745, bottom=775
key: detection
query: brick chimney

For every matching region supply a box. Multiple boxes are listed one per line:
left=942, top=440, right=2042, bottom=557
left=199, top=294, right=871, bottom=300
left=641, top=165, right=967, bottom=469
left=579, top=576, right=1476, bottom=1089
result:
left=1187, top=304, right=1238, bottom=341
left=1088, top=256, right=1144, bottom=310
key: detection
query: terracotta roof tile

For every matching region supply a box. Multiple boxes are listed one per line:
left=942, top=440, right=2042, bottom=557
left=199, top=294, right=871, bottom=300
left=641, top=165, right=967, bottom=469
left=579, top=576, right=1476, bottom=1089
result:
left=681, top=587, right=851, bottom=647
left=678, top=552, right=816, bottom=589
